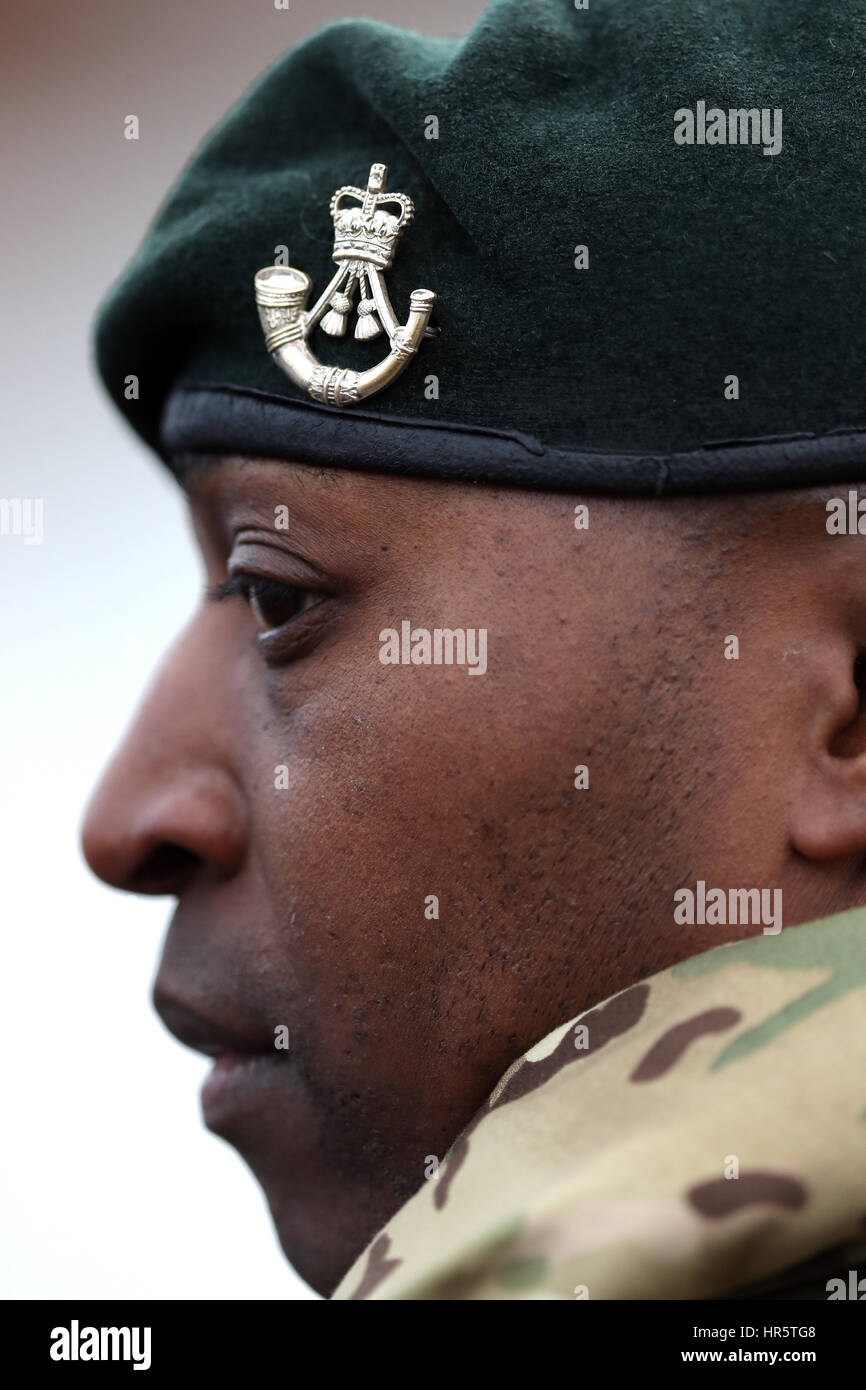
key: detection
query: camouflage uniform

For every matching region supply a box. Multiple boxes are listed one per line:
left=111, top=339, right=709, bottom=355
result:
left=333, top=910, right=866, bottom=1300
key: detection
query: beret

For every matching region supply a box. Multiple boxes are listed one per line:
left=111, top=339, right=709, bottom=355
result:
left=94, top=0, right=866, bottom=495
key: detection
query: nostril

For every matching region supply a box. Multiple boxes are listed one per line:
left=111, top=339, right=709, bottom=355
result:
left=130, top=842, right=203, bottom=895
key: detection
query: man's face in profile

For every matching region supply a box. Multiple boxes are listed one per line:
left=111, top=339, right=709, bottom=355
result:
left=82, top=457, right=866, bottom=1294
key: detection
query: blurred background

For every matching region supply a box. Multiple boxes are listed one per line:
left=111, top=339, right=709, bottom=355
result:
left=0, top=0, right=484, bottom=1300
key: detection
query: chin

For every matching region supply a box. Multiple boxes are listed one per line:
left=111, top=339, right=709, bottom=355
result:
left=261, top=1175, right=383, bottom=1297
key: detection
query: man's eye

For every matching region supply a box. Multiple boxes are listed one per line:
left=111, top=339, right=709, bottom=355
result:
left=245, top=578, right=321, bottom=633
left=210, top=574, right=321, bottom=633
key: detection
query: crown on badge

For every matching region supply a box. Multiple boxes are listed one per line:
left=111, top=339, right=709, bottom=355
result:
left=318, top=164, right=415, bottom=340
left=329, top=164, right=414, bottom=271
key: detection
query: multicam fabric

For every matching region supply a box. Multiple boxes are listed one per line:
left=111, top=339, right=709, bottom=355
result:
left=333, top=910, right=866, bottom=1300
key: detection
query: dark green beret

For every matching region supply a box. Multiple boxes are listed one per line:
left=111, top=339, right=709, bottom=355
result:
left=95, top=0, right=866, bottom=494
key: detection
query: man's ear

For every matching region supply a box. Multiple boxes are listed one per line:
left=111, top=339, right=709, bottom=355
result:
left=790, top=648, right=866, bottom=860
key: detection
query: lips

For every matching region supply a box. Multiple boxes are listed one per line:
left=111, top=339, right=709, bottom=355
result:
left=198, top=1049, right=292, bottom=1127
left=152, top=988, right=293, bottom=1129
left=153, top=992, right=272, bottom=1060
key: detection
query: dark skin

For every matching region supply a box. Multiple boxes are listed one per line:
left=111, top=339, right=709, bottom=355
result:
left=82, top=458, right=866, bottom=1294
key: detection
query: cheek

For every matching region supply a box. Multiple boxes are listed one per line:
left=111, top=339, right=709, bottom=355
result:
left=240, top=594, right=603, bottom=1007
left=236, top=636, right=579, bottom=1072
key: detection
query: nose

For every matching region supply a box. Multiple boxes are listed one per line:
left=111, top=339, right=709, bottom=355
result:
left=81, top=616, right=247, bottom=896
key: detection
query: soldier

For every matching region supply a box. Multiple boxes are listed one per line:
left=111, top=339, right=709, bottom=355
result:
left=83, top=0, right=866, bottom=1299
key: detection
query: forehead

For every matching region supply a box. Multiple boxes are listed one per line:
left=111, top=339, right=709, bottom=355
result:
left=170, top=451, right=559, bottom=531
left=174, top=453, right=413, bottom=531
left=170, top=453, right=556, bottom=578
left=170, top=452, right=862, bottom=563
left=172, top=453, right=343, bottom=492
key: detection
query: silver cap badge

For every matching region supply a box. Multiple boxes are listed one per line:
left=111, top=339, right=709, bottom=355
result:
left=255, top=163, right=436, bottom=407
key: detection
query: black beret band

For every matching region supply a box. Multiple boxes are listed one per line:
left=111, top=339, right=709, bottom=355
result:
left=165, top=384, right=866, bottom=496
